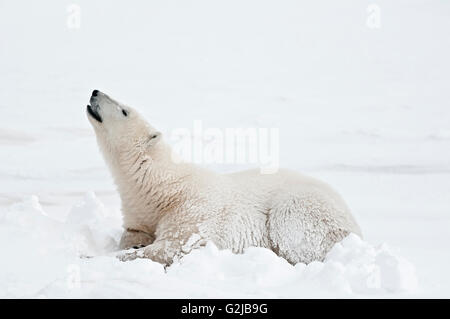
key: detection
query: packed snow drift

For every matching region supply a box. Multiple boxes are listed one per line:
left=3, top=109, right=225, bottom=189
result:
left=0, top=194, right=417, bottom=298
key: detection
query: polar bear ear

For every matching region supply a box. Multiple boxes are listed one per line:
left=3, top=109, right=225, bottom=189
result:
left=146, top=131, right=161, bottom=147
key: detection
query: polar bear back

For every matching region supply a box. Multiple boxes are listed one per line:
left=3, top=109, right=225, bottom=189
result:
left=204, top=169, right=362, bottom=263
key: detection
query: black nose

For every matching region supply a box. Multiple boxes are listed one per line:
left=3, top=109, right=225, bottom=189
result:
left=92, top=90, right=99, bottom=97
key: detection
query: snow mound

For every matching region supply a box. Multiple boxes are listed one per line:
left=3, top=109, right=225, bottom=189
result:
left=0, top=196, right=71, bottom=298
left=0, top=195, right=418, bottom=298
left=65, top=192, right=122, bottom=256
left=325, top=234, right=418, bottom=293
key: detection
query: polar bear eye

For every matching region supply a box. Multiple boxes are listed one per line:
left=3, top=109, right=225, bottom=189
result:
left=122, top=110, right=128, bottom=117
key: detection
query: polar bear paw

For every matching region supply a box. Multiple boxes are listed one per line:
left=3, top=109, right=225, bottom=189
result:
left=117, top=241, right=178, bottom=265
left=117, top=248, right=146, bottom=262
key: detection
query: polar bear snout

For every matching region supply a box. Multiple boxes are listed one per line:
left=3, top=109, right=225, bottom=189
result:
left=87, top=103, right=102, bottom=123
left=86, top=90, right=102, bottom=123
left=86, top=90, right=133, bottom=127
left=90, top=90, right=101, bottom=106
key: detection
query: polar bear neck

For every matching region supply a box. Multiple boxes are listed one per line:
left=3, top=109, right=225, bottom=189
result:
left=109, top=140, right=201, bottom=233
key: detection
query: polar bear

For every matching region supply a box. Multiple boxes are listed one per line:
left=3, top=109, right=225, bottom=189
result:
left=86, top=90, right=362, bottom=265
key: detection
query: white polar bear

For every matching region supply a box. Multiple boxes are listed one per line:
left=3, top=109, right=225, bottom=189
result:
left=86, top=90, right=362, bottom=265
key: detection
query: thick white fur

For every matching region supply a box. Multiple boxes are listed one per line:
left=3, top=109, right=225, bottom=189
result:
left=87, top=91, right=362, bottom=265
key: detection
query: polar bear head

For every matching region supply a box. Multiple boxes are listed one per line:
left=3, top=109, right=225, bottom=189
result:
left=86, top=90, right=164, bottom=168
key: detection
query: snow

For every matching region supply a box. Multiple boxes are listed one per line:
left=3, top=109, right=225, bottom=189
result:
left=0, top=195, right=418, bottom=298
left=1, top=0, right=449, bottom=298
